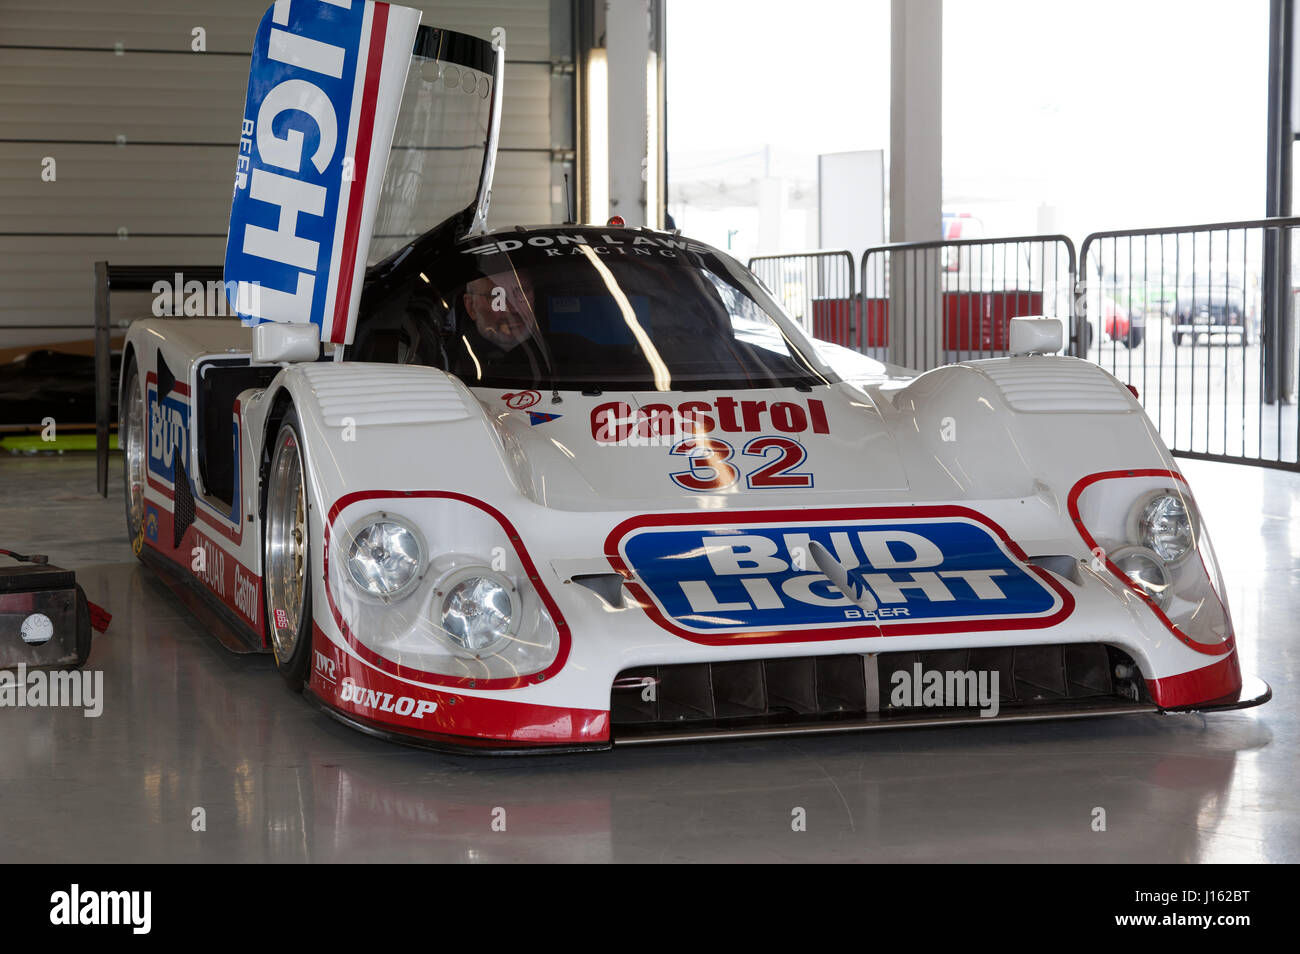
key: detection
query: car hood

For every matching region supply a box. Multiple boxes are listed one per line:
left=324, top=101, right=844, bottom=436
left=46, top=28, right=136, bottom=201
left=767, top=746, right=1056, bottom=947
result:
left=469, top=384, right=910, bottom=511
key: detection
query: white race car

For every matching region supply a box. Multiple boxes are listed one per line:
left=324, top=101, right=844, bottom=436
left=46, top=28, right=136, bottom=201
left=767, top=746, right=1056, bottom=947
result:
left=118, top=2, right=1267, bottom=753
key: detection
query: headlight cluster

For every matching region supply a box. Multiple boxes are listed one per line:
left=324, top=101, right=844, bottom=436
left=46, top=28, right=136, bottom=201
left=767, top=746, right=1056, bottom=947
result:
left=1101, top=489, right=1197, bottom=610
left=331, top=500, right=560, bottom=680
left=1073, top=476, right=1232, bottom=647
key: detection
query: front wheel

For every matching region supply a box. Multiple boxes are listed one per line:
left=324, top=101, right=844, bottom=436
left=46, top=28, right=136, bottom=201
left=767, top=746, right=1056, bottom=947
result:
left=264, top=410, right=313, bottom=689
left=120, top=356, right=147, bottom=555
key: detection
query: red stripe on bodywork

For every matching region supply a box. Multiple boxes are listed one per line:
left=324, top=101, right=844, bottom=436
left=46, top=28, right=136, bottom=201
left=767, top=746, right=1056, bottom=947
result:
left=604, top=505, right=1075, bottom=646
left=323, top=490, right=572, bottom=690
left=309, top=626, right=608, bottom=745
left=1066, top=469, right=1234, bottom=656
left=140, top=504, right=265, bottom=642
left=328, top=1, right=389, bottom=343
left=1147, top=653, right=1242, bottom=708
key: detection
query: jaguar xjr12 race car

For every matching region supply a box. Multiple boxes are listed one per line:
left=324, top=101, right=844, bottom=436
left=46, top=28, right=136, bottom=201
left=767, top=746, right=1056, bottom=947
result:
left=118, top=0, right=1268, bottom=753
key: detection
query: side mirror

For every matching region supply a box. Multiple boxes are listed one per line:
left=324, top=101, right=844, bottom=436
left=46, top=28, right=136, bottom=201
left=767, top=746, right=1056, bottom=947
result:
left=1008, top=317, right=1063, bottom=356
left=252, top=323, right=320, bottom=364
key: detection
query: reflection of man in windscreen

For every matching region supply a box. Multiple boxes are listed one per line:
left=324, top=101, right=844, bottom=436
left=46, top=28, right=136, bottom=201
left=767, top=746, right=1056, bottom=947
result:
left=456, top=269, right=546, bottom=383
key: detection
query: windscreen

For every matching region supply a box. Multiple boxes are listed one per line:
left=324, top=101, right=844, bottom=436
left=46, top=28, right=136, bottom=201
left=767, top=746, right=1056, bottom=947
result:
left=352, top=231, right=833, bottom=392
left=367, top=28, right=495, bottom=265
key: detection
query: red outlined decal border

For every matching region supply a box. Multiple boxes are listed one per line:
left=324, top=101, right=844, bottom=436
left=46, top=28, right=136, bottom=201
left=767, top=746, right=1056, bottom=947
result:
left=1067, top=468, right=1235, bottom=657
left=323, top=490, right=571, bottom=690
left=604, top=505, right=1076, bottom=647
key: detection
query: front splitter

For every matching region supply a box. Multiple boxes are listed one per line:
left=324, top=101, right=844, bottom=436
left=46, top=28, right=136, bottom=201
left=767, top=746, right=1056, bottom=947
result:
left=612, top=697, right=1159, bottom=746
left=305, top=675, right=1271, bottom=754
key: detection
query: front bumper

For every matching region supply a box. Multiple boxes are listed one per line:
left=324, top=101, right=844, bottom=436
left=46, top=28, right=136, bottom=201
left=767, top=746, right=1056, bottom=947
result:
left=305, top=621, right=1267, bottom=754
left=308, top=477, right=1265, bottom=753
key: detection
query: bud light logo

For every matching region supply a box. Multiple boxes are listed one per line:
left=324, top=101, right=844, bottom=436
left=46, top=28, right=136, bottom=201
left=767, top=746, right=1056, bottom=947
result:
left=224, top=1, right=420, bottom=343
left=607, top=508, right=1072, bottom=644
left=147, top=386, right=189, bottom=484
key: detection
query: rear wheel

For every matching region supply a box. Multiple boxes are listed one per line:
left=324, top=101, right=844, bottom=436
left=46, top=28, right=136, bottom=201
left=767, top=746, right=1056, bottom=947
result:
left=1172, top=331, right=1185, bottom=346
left=264, top=410, right=313, bottom=689
left=121, top=357, right=147, bottom=554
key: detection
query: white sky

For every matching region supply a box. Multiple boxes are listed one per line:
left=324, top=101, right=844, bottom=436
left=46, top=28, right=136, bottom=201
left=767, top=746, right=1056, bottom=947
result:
left=667, top=0, right=1270, bottom=251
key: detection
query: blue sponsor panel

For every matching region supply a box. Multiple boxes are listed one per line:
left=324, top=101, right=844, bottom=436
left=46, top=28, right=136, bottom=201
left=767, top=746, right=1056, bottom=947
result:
left=620, top=519, right=1059, bottom=631
left=147, top=386, right=189, bottom=485
left=145, top=386, right=243, bottom=524
left=225, top=1, right=366, bottom=332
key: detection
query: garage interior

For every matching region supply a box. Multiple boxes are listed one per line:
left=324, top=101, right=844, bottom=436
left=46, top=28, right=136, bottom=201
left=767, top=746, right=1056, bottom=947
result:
left=0, top=0, right=1296, bottom=864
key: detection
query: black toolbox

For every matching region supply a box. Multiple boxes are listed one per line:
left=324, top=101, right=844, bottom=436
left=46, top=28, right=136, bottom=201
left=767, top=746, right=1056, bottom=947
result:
left=0, top=560, right=93, bottom=670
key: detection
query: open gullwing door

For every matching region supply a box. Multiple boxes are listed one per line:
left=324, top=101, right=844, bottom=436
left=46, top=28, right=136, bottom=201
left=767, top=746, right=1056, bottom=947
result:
left=224, top=0, right=504, bottom=348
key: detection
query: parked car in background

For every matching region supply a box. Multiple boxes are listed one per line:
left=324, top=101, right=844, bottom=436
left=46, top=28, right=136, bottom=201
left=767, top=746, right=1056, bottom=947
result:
left=1173, top=273, right=1259, bottom=346
left=1113, top=281, right=1176, bottom=321
left=1102, top=297, right=1142, bottom=348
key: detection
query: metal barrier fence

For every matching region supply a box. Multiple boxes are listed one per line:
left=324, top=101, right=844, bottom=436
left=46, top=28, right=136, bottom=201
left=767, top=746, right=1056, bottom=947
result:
left=1079, top=218, right=1300, bottom=470
left=746, top=220, right=1300, bottom=472
left=748, top=250, right=855, bottom=335
left=858, top=234, right=1077, bottom=370
left=753, top=238, right=1075, bottom=369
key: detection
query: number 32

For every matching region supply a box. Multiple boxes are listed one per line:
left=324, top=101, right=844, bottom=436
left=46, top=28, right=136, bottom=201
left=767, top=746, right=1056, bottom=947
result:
left=668, top=436, right=812, bottom=492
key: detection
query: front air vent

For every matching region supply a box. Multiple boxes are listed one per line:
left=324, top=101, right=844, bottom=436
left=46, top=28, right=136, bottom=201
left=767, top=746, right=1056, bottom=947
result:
left=300, top=364, right=469, bottom=426
left=977, top=358, right=1133, bottom=413
left=611, top=643, right=1148, bottom=741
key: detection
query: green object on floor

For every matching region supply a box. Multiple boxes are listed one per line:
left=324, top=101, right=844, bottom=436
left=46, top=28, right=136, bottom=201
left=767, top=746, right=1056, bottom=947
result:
left=1, top=433, right=118, bottom=453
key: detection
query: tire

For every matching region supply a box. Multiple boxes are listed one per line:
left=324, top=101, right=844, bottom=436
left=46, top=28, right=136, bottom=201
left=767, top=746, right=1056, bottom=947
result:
left=120, top=356, right=148, bottom=556
left=263, top=409, right=313, bottom=689
left=1172, top=332, right=1185, bottom=346
left=1125, top=327, right=1144, bottom=349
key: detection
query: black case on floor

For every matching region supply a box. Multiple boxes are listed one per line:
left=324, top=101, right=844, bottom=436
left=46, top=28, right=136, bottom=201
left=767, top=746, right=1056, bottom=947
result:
left=0, top=562, right=93, bottom=670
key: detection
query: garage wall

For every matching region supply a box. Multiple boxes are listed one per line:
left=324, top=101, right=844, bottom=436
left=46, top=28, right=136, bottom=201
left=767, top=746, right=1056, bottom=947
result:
left=0, top=0, right=573, bottom=371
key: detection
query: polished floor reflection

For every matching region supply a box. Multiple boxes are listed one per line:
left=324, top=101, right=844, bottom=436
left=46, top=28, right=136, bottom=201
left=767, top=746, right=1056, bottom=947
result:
left=0, top=454, right=1292, bottom=862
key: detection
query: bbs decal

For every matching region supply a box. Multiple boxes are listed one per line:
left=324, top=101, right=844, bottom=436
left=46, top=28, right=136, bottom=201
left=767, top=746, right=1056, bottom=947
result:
left=612, top=512, right=1067, bottom=639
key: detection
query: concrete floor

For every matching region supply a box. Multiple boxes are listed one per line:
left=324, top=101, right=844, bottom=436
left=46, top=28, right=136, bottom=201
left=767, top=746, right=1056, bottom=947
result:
left=0, top=452, right=1294, bottom=863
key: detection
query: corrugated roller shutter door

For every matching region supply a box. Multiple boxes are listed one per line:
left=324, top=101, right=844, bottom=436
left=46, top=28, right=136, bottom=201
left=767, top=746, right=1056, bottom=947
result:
left=0, top=0, right=559, bottom=357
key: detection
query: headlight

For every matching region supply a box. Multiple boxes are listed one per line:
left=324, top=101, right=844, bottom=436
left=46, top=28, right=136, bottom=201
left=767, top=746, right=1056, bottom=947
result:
left=439, top=569, right=517, bottom=653
left=1109, top=545, right=1171, bottom=609
left=1073, top=472, right=1231, bottom=649
left=346, top=517, right=425, bottom=600
left=1134, top=490, right=1194, bottom=563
